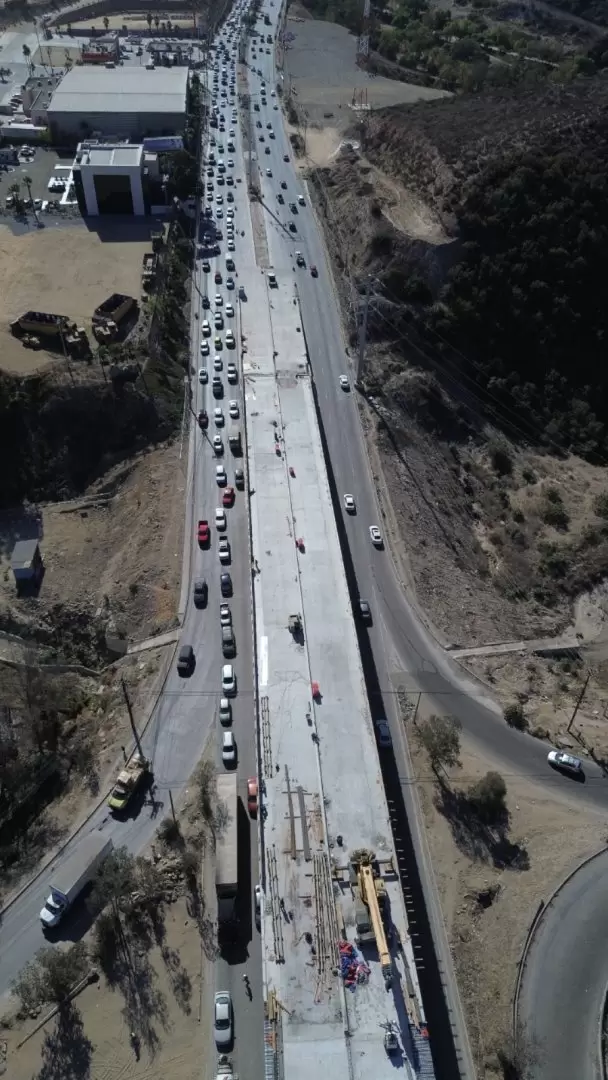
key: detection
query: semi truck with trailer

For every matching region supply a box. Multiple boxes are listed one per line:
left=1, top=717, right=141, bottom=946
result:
left=40, top=833, right=113, bottom=929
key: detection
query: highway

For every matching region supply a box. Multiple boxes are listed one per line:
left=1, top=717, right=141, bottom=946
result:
left=242, top=8, right=608, bottom=1080
left=1, top=3, right=608, bottom=1078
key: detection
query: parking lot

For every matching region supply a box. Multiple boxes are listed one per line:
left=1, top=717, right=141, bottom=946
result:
left=0, top=145, right=78, bottom=224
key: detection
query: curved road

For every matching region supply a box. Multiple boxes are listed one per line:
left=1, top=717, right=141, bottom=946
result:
left=245, top=12, right=608, bottom=1080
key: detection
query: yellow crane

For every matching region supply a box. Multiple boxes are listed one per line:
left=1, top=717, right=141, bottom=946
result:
left=356, top=859, right=393, bottom=990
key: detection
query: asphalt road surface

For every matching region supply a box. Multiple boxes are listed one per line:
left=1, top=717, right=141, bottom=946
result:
left=243, top=10, right=608, bottom=1080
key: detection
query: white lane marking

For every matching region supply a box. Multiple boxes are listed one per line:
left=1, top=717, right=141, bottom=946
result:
left=260, top=634, right=268, bottom=689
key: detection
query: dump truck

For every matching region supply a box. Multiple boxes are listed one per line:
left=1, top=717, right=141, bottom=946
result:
left=108, top=752, right=150, bottom=813
left=92, top=293, right=136, bottom=329
left=216, top=774, right=238, bottom=938
left=40, top=834, right=113, bottom=929
left=10, top=312, right=89, bottom=357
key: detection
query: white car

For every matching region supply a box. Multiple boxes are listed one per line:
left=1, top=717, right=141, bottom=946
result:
left=266, top=167, right=272, bottom=177
left=229, top=400, right=239, bottom=419
left=339, top=375, right=349, bottom=390
left=213, top=434, right=224, bottom=455
left=225, top=330, right=235, bottom=347
left=214, top=407, right=225, bottom=426
left=202, top=320, right=211, bottom=337
left=298, top=195, right=305, bottom=206
left=222, top=663, right=236, bottom=695
left=214, top=990, right=233, bottom=1046
left=199, top=368, right=208, bottom=384
left=369, top=526, right=383, bottom=548
left=200, top=341, right=210, bottom=356
left=227, top=362, right=238, bottom=383
left=344, top=494, right=356, bottom=513
left=222, top=730, right=236, bottom=765
left=216, top=465, right=227, bottom=485
left=215, top=293, right=223, bottom=306
left=220, top=603, right=232, bottom=627
left=547, top=750, right=583, bottom=775
left=225, top=303, right=235, bottom=316
left=227, top=239, right=235, bottom=251
left=214, top=355, right=223, bottom=371
left=218, top=536, right=231, bottom=563
left=219, top=697, right=232, bottom=725
left=215, top=507, right=227, bottom=530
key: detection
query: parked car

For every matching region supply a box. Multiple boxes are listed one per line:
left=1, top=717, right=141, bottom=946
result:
left=220, top=572, right=233, bottom=596
left=214, top=991, right=233, bottom=1048
left=219, top=697, right=232, bottom=725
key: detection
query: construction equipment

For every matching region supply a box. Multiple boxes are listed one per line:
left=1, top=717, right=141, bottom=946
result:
left=107, top=752, right=150, bottom=813
left=216, top=1055, right=238, bottom=1080
left=383, top=1022, right=399, bottom=1053
left=142, top=253, right=158, bottom=288
left=11, top=312, right=90, bottom=357
left=353, top=850, right=393, bottom=990
left=92, top=293, right=136, bottom=341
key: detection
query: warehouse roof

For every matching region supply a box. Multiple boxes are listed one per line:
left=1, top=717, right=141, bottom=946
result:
left=48, top=66, right=188, bottom=115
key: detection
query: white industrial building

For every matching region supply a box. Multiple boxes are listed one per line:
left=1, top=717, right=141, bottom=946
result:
left=46, top=66, right=188, bottom=143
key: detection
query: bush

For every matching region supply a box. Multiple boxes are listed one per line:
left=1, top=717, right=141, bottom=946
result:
left=489, top=442, right=513, bottom=476
left=468, top=770, right=507, bottom=823
left=593, top=492, right=608, bottom=519
left=504, top=702, right=527, bottom=730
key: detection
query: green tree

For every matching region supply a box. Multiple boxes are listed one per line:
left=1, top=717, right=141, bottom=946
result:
left=415, top=714, right=462, bottom=774
left=468, top=770, right=507, bottom=823
left=89, top=846, right=137, bottom=916
left=11, top=942, right=88, bottom=1013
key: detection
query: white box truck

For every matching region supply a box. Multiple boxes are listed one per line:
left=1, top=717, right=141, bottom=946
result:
left=40, top=833, right=113, bottom=929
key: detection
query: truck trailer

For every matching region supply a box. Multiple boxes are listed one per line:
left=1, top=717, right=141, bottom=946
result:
left=216, top=774, right=238, bottom=936
left=40, top=833, right=113, bottom=929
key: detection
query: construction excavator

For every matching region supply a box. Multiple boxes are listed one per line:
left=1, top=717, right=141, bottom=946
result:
left=353, top=850, right=393, bottom=990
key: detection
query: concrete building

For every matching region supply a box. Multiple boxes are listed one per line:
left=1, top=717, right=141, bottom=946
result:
left=72, top=142, right=156, bottom=215
left=80, top=33, right=120, bottom=65
left=46, top=66, right=188, bottom=143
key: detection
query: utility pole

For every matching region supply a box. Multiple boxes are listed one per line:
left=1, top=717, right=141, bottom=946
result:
left=356, top=275, right=371, bottom=386
left=121, top=677, right=143, bottom=754
left=567, top=670, right=591, bottom=733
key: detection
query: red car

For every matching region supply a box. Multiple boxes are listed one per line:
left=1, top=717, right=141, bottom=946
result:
left=197, top=519, right=210, bottom=546
left=215, top=271, right=222, bottom=284
left=222, top=486, right=235, bottom=507
left=198, top=410, right=208, bottom=429
left=310, top=265, right=318, bottom=277
left=247, top=778, right=258, bottom=816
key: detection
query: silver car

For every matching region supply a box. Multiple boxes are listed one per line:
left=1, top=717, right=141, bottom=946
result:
left=214, top=991, right=233, bottom=1048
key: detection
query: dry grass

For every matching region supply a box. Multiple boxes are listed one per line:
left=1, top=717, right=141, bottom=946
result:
left=0, top=226, right=151, bottom=374
left=2, top=894, right=210, bottom=1080
left=410, top=727, right=608, bottom=1077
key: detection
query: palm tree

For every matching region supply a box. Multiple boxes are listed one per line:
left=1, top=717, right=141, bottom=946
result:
left=23, top=175, right=33, bottom=201
left=22, top=43, right=32, bottom=73
left=8, top=181, right=21, bottom=211
left=103, top=15, right=109, bottom=31
left=154, top=15, right=160, bottom=29
left=146, top=11, right=152, bottom=30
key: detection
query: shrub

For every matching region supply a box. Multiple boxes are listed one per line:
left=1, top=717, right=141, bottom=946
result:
left=504, top=702, right=527, bottom=730
left=468, top=770, right=507, bottom=823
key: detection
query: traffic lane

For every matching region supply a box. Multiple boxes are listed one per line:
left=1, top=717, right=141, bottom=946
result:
left=518, top=851, right=608, bottom=1080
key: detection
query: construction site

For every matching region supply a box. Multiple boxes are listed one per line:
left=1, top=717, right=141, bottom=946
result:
left=241, top=264, right=433, bottom=1080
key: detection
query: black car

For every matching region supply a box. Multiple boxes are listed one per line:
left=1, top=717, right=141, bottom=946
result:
left=193, top=579, right=208, bottom=607
left=177, top=644, right=195, bottom=676
left=234, top=467, right=245, bottom=489
left=358, top=600, right=372, bottom=623
left=220, top=572, right=233, bottom=597
left=288, top=221, right=296, bottom=232
left=202, top=295, right=210, bottom=308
